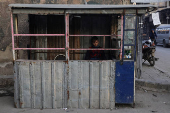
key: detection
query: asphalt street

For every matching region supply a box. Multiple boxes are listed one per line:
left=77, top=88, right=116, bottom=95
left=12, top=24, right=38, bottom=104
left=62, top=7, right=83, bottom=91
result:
left=0, top=87, right=170, bottom=113
left=154, top=45, right=170, bottom=76
left=141, top=45, right=170, bottom=85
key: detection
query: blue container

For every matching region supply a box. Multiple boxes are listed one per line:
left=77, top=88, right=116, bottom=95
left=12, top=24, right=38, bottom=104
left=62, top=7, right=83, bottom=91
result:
left=115, top=61, right=134, bottom=104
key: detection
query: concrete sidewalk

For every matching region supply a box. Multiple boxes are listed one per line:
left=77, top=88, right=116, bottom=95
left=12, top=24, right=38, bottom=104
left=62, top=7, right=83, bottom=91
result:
left=136, top=62, right=170, bottom=91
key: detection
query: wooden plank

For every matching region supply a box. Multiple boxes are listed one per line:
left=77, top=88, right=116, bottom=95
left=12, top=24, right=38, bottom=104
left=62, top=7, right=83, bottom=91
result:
left=30, top=62, right=35, bottom=108
left=109, top=62, right=115, bottom=109
left=44, top=61, right=52, bottom=108
left=55, top=62, right=64, bottom=108
left=20, top=61, right=31, bottom=108
left=89, top=62, right=93, bottom=108
left=68, top=61, right=79, bottom=108
left=73, top=17, right=81, bottom=60
left=41, top=62, right=45, bottom=108
left=91, top=62, right=100, bottom=108
left=14, top=62, right=19, bottom=108
left=80, top=61, right=90, bottom=108
left=51, top=62, right=55, bottom=109
left=34, top=62, right=42, bottom=108
left=66, top=9, right=123, bottom=14
left=13, top=9, right=64, bottom=14
left=100, top=62, right=110, bottom=108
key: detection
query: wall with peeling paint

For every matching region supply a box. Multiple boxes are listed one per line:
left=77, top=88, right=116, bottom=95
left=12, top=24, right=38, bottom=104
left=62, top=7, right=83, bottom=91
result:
left=0, top=0, right=131, bottom=86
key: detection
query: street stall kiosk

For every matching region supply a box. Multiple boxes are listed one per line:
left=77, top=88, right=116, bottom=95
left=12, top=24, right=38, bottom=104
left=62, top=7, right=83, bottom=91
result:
left=9, top=4, right=156, bottom=109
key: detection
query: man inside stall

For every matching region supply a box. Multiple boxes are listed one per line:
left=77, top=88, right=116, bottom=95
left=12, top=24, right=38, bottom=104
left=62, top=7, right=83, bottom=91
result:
left=85, top=36, right=106, bottom=60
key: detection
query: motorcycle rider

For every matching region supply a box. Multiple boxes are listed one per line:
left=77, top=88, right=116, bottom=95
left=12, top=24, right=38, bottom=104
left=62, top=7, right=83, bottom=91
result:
left=149, top=29, right=157, bottom=45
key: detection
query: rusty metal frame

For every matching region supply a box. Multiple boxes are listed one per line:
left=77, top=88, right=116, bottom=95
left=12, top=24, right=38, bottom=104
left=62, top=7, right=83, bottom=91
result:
left=65, top=13, right=69, bottom=61
left=120, top=14, right=124, bottom=60
left=11, top=12, right=15, bottom=61
left=11, top=12, right=124, bottom=61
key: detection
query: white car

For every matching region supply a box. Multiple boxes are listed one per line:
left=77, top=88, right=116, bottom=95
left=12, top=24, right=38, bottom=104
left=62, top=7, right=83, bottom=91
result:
left=156, top=24, right=170, bottom=47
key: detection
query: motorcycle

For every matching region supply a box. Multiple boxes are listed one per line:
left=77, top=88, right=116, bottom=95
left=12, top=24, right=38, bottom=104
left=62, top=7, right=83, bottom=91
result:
left=142, top=39, right=156, bottom=66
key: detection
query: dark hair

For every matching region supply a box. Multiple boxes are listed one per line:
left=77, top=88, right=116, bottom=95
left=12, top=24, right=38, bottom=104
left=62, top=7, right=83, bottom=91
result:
left=91, top=36, right=98, bottom=44
left=151, top=29, right=155, bottom=32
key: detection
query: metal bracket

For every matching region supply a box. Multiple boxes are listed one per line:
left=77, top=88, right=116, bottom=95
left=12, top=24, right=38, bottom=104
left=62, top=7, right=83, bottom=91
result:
left=120, top=60, right=123, bottom=65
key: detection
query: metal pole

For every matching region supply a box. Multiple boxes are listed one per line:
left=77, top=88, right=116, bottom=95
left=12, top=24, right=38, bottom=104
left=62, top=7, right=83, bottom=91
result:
left=14, top=34, right=65, bottom=36
left=65, top=13, right=69, bottom=108
left=15, top=48, right=65, bottom=50
left=69, top=35, right=121, bottom=37
left=65, top=14, right=69, bottom=61
left=120, top=14, right=124, bottom=60
left=11, top=12, right=15, bottom=61
left=69, top=48, right=120, bottom=50
left=139, top=16, right=142, bottom=79
left=14, top=15, right=19, bottom=59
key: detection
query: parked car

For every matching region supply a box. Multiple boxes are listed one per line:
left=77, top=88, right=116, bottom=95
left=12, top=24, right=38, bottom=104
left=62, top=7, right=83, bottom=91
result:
left=156, top=24, right=170, bottom=47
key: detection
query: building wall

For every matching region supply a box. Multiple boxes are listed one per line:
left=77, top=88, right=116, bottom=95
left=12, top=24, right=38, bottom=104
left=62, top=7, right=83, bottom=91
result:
left=160, top=9, right=170, bottom=24
left=143, top=9, right=170, bottom=39
left=0, top=0, right=131, bottom=87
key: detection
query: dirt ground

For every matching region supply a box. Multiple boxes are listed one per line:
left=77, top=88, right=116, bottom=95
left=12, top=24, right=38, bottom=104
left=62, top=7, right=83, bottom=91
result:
left=0, top=87, right=170, bottom=113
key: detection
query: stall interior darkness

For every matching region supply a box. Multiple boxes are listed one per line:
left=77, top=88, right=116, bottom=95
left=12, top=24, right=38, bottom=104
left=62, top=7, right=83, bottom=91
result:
left=26, top=14, right=121, bottom=60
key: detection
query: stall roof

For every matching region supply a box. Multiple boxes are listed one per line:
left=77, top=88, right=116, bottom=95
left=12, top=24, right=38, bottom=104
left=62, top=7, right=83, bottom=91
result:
left=9, top=4, right=157, bottom=9
left=9, top=4, right=157, bottom=14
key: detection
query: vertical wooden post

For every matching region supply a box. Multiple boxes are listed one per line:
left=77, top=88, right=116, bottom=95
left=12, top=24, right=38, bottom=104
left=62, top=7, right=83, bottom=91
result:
left=103, top=36, right=105, bottom=48
left=73, top=17, right=80, bottom=60
left=14, top=15, right=19, bottom=59
left=11, top=12, right=15, bottom=61
left=110, top=16, right=115, bottom=59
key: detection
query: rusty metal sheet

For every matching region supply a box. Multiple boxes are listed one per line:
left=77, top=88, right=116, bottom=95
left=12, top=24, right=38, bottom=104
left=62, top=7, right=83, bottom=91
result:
left=68, top=61, right=115, bottom=109
left=9, top=4, right=157, bottom=9
left=12, top=9, right=65, bottom=14
left=32, top=61, right=42, bottom=108
left=30, top=62, right=35, bottom=108
left=90, top=62, right=100, bottom=108
left=66, top=9, right=123, bottom=14
left=54, top=61, right=65, bottom=108
left=138, top=9, right=147, bottom=14
left=14, top=62, right=19, bottom=108
left=19, top=61, right=31, bottom=108
left=14, top=60, right=115, bottom=109
left=43, top=61, right=52, bottom=108
left=125, top=9, right=136, bottom=14
left=14, top=60, right=65, bottom=109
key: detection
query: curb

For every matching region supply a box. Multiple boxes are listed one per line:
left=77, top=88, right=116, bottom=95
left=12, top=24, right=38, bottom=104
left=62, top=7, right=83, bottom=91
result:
left=136, top=79, right=170, bottom=91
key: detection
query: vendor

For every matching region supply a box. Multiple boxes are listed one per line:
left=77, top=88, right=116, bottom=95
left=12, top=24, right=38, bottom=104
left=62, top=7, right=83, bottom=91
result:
left=85, top=36, right=106, bottom=60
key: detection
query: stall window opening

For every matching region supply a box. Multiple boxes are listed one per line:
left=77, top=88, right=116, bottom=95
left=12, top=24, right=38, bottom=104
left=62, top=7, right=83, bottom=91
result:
left=13, top=14, right=123, bottom=61
left=69, top=14, right=122, bottom=60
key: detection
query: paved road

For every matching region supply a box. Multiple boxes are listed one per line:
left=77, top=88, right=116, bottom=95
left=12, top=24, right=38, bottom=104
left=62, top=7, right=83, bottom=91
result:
left=154, top=45, right=170, bottom=75
left=141, top=45, right=170, bottom=86
left=0, top=87, right=170, bottom=113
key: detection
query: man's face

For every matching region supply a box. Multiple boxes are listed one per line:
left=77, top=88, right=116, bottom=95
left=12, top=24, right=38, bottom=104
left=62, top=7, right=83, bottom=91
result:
left=93, top=40, right=99, bottom=47
left=152, top=30, right=154, bottom=33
